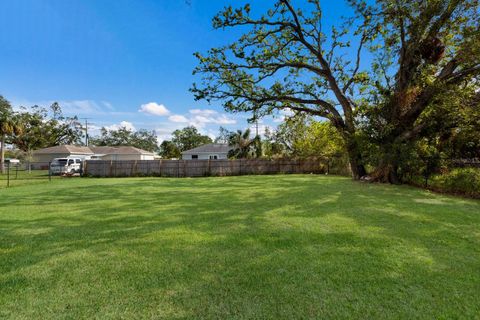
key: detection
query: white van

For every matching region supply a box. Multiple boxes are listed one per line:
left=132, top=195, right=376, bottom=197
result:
left=50, top=158, right=83, bottom=175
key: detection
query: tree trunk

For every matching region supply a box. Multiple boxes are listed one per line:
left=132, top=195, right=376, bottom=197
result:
left=349, top=155, right=367, bottom=180
left=1, top=134, right=5, bottom=174
left=346, top=141, right=367, bottom=180
left=371, top=160, right=400, bottom=184
left=370, top=144, right=401, bottom=184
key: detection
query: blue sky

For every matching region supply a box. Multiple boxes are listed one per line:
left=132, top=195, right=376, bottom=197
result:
left=0, top=0, right=352, bottom=142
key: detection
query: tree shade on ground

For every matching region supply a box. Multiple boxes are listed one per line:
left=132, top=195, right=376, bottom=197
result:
left=1, top=175, right=479, bottom=319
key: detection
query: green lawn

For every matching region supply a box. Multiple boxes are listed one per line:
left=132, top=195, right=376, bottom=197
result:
left=1, top=175, right=479, bottom=319
left=0, top=169, right=61, bottom=189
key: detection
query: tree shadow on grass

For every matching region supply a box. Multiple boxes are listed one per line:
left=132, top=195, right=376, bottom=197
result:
left=0, top=175, right=479, bottom=318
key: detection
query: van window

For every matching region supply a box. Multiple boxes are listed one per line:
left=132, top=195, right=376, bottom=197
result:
left=52, top=159, right=67, bottom=166
left=75, top=159, right=82, bottom=164
left=68, top=159, right=74, bottom=165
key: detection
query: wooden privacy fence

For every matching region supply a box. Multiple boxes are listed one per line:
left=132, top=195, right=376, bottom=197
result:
left=84, top=159, right=329, bottom=177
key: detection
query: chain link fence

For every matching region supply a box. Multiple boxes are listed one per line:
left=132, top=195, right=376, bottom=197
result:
left=0, top=161, right=83, bottom=188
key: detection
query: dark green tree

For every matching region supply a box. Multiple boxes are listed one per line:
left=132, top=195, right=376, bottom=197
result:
left=0, top=96, right=23, bottom=173
left=227, top=128, right=261, bottom=159
left=12, top=103, right=84, bottom=156
left=90, top=127, right=159, bottom=152
left=171, top=126, right=212, bottom=151
left=192, top=0, right=480, bottom=182
left=159, top=140, right=181, bottom=159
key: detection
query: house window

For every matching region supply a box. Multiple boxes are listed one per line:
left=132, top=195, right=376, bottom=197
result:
left=192, top=155, right=198, bottom=159
left=209, top=155, right=218, bottom=160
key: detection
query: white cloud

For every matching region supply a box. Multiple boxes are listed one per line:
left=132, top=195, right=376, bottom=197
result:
left=273, top=108, right=294, bottom=123
left=168, top=114, right=189, bottom=123
left=139, top=102, right=170, bottom=116
left=189, top=114, right=236, bottom=128
left=166, top=108, right=237, bottom=128
left=101, top=101, right=115, bottom=111
left=189, top=109, right=217, bottom=116
left=155, top=125, right=182, bottom=143
left=60, top=100, right=102, bottom=114
left=214, top=115, right=237, bottom=125
left=11, top=98, right=119, bottom=116
left=105, top=121, right=136, bottom=132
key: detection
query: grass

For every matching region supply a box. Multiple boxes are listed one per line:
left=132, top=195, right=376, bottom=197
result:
left=0, top=169, right=61, bottom=189
left=0, top=175, right=479, bottom=319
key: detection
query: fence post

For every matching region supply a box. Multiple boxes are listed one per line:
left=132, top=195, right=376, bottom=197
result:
left=82, top=160, right=86, bottom=177
left=133, top=160, right=138, bottom=176
left=7, top=162, right=10, bottom=187
left=48, top=162, right=51, bottom=182
left=15, top=163, right=18, bottom=179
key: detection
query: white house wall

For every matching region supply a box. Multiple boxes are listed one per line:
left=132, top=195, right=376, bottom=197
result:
left=182, top=153, right=228, bottom=160
left=100, top=154, right=155, bottom=161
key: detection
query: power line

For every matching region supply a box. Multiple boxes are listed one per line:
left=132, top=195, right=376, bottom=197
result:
left=80, top=118, right=92, bottom=146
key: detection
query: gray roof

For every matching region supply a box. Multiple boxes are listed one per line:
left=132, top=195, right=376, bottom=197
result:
left=90, top=146, right=153, bottom=155
left=182, top=143, right=232, bottom=155
left=32, top=145, right=94, bottom=155
left=34, top=145, right=154, bottom=156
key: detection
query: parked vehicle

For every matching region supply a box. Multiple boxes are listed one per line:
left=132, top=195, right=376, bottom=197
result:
left=50, top=158, right=83, bottom=175
left=5, top=158, right=20, bottom=165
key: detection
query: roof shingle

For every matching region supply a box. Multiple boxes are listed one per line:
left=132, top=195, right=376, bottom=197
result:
left=181, top=143, right=232, bottom=154
left=33, top=145, right=154, bottom=155
left=32, top=145, right=94, bottom=155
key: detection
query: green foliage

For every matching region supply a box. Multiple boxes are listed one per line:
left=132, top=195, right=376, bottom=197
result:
left=214, top=126, right=232, bottom=144
left=227, top=128, right=261, bottom=159
left=90, top=127, right=159, bottom=152
left=171, top=126, right=212, bottom=152
left=192, top=0, right=480, bottom=182
left=0, top=96, right=23, bottom=139
left=13, top=104, right=83, bottom=153
left=158, top=140, right=180, bottom=159
left=265, top=114, right=347, bottom=160
left=428, top=168, right=480, bottom=198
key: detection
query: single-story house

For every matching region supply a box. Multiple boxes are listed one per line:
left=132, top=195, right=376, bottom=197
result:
left=90, top=146, right=155, bottom=161
left=181, top=143, right=232, bottom=160
left=32, top=145, right=94, bottom=163
left=32, top=145, right=155, bottom=163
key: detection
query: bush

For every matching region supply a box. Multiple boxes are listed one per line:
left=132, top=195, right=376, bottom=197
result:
left=429, top=168, right=480, bottom=197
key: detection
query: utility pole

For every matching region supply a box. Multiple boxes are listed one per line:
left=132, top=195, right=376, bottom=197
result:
left=81, top=118, right=92, bottom=146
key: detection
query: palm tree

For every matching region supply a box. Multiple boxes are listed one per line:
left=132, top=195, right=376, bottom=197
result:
left=228, top=128, right=261, bottom=159
left=0, top=96, right=23, bottom=173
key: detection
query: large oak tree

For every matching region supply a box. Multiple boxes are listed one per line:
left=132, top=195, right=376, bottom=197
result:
left=192, top=0, right=480, bottom=182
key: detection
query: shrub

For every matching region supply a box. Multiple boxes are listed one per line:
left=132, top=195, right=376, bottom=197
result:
left=429, top=168, right=480, bottom=197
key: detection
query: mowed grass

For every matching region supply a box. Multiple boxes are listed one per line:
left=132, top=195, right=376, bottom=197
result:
left=0, top=169, right=61, bottom=189
left=0, top=175, right=479, bottom=319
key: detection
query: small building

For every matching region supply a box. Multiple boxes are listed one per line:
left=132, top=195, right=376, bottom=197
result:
left=90, top=146, right=155, bottom=161
left=181, top=143, right=232, bottom=160
left=32, top=145, right=155, bottom=163
left=32, top=145, right=94, bottom=163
